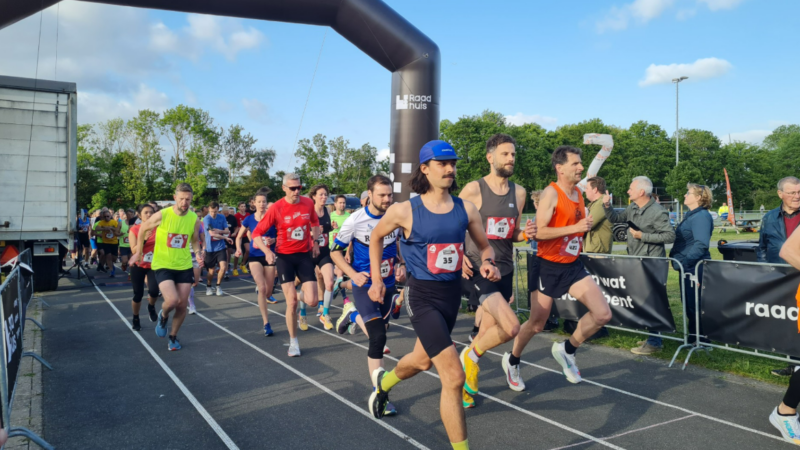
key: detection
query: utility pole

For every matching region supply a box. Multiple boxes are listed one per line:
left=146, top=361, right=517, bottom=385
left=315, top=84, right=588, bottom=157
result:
left=673, top=76, right=688, bottom=222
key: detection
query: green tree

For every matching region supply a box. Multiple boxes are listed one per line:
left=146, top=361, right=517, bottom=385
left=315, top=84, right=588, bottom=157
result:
left=221, top=124, right=257, bottom=183
left=294, top=134, right=330, bottom=187
left=76, top=124, right=100, bottom=209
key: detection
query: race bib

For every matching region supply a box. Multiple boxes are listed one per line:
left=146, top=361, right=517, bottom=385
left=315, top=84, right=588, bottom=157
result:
left=559, top=235, right=582, bottom=257
left=317, top=233, right=328, bottom=245
left=426, top=243, right=463, bottom=274
left=123, top=236, right=129, bottom=244
left=143, top=252, right=153, bottom=263
left=380, top=258, right=395, bottom=279
left=331, top=232, right=338, bottom=243
left=486, top=217, right=515, bottom=240
left=80, top=226, right=89, bottom=233
left=106, top=232, right=114, bottom=239
left=167, top=233, right=188, bottom=249
left=290, top=226, right=305, bottom=241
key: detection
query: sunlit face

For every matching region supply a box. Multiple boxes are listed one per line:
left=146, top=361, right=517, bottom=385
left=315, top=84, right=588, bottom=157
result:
left=779, top=183, right=800, bottom=211
left=208, top=207, right=219, bottom=217
left=628, top=181, right=644, bottom=202
left=421, top=160, right=457, bottom=190
left=238, top=203, right=247, bottom=214
left=585, top=184, right=601, bottom=202
left=369, top=184, right=394, bottom=213
left=173, top=191, right=193, bottom=213
left=684, top=189, right=699, bottom=207
left=556, top=153, right=583, bottom=183
left=313, top=188, right=328, bottom=206
left=255, top=195, right=268, bottom=213
left=335, top=198, right=346, bottom=213
left=489, top=143, right=516, bottom=178
left=283, top=179, right=303, bottom=202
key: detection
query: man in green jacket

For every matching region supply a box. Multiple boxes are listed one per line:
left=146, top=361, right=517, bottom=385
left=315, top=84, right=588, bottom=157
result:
left=584, top=176, right=613, bottom=254
left=603, top=176, right=675, bottom=355
left=603, top=176, right=675, bottom=258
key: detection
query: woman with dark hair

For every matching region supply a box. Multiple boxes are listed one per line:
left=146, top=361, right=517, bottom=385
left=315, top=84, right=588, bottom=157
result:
left=127, top=204, right=159, bottom=331
left=308, top=184, right=336, bottom=330
left=669, top=183, right=713, bottom=344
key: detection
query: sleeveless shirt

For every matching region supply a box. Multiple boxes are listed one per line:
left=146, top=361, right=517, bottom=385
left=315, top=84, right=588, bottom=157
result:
left=537, top=182, right=585, bottom=264
left=465, top=178, right=518, bottom=276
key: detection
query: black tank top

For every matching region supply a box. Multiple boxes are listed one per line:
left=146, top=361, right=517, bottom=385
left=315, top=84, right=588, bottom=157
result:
left=315, top=206, right=332, bottom=247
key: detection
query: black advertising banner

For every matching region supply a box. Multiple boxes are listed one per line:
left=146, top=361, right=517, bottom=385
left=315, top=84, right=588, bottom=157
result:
left=0, top=271, right=23, bottom=428
left=700, top=260, right=800, bottom=357
left=553, top=255, right=676, bottom=333
left=18, top=250, right=33, bottom=321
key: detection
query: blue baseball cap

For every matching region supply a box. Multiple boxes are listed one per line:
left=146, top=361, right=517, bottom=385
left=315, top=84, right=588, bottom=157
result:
left=419, top=140, right=461, bottom=164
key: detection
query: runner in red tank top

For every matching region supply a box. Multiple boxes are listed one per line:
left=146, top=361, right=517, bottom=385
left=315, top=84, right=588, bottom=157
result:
left=508, top=145, right=611, bottom=387
left=252, top=173, right=321, bottom=357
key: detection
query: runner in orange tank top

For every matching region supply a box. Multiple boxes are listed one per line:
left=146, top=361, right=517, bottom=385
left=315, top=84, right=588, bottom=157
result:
left=507, top=145, right=611, bottom=387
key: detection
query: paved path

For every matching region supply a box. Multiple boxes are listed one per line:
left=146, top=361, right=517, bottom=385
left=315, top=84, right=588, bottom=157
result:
left=39, top=269, right=793, bottom=449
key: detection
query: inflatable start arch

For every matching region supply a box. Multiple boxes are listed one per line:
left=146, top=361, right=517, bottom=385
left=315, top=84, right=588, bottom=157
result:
left=0, top=0, right=440, bottom=203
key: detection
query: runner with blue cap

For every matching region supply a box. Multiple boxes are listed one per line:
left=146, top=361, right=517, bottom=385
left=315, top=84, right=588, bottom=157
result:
left=366, top=139, right=498, bottom=450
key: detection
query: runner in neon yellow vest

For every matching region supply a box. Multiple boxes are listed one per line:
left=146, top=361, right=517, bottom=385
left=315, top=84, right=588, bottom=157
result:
left=131, top=183, right=203, bottom=351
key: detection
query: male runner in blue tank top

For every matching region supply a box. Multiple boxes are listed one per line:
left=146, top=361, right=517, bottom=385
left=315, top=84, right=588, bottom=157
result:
left=367, top=140, right=499, bottom=450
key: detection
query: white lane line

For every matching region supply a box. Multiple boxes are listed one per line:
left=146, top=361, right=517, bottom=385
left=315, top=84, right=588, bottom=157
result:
left=90, top=280, right=239, bottom=450
left=547, top=414, right=697, bottom=450
left=233, top=279, right=786, bottom=444
left=192, top=311, right=429, bottom=450
left=218, top=287, right=625, bottom=450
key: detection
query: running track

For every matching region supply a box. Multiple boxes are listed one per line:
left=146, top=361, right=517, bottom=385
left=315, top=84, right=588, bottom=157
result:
left=40, top=270, right=792, bottom=449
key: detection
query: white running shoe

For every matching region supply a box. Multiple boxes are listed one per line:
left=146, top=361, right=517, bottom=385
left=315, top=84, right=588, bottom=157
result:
left=770, top=407, right=800, bottom=445
left=216, top=286, right=223, bottom=296
left=383, top=345, right=390, bottom=355
left=502, top=352, right=525, bottom=392
left=188, top=305, right=197, bottom=315
left=288, top=340, right=301, bottom=357
left=551, top=341, right=582, bottom=384
left=206, top=286, right=213, bottom=296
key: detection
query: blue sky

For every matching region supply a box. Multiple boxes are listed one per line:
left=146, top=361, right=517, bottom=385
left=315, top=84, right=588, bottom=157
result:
left=1, top=0, right=797, bottom=173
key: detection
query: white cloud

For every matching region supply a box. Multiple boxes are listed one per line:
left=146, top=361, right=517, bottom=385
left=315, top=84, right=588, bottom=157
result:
left=377, top=148, right=390, bottom=161
left=504, top=113, right=558, bottom=128
left=596, top=0, right=674, bottom=32
left=597, top=0, right=744, bottom=32
left=81, top=83, right=171, bottom=124
left=727, top=129, right=771, bottom=144
left=181, top=14, right=265, bottom=62
left=698, top=0, right=745, bottom=11
left=638, top=57, right=732, bottom=86
left=242, top=98, right=270, bottom=124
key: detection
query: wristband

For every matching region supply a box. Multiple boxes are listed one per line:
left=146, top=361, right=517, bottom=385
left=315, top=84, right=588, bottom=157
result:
left=398, top=263, right=406, bottom=266
left=521, top=231, right=529, bottom=241
left=484, top=258, right=496, bottom=266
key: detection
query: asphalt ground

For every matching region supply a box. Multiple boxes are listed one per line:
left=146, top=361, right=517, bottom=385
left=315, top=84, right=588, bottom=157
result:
left=41, top=265, right=795, bottom=450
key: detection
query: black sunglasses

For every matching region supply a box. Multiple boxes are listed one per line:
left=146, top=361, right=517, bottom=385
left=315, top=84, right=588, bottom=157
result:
left=284, top=185, right=303, bottom=192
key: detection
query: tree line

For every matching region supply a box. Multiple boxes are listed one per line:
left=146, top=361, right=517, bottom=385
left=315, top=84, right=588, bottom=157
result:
left=77, top=107, right=800, bottom=213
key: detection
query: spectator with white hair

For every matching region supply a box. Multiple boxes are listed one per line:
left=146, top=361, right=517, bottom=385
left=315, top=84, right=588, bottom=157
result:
left=603, top=176, right=675, bottom=355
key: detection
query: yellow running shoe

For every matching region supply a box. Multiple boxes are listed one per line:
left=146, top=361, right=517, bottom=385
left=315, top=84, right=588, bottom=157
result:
left=462, top=389, right=475, bottom=409
left=240, top=265, right=249, bottom=274
left=320, top=315, right=334, bottom=330
left=232, top=269, right=240, bottom=277
left=461, top=346, right=480, bottom=395
left=298, top=315, right=309, bottom=331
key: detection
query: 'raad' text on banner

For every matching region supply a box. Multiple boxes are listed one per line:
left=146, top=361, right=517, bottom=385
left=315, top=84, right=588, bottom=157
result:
left=700, top=260, right=800, bottom=357
left=552, top=255, right=676, bottom=333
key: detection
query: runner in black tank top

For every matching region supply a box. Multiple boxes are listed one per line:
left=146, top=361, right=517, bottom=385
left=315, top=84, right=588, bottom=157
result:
left=310, top=185, right=336, bottom=330
left=458, top=134, right=536, bottom=402
left=365, top=140, right=500, bottom=450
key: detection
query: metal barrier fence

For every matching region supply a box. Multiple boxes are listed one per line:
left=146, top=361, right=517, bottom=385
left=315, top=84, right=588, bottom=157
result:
left=0, top=250, right=54, bottom=449
left=680, top=259, right=800, bottom=369
left=512, top=248, right=690, bottom=355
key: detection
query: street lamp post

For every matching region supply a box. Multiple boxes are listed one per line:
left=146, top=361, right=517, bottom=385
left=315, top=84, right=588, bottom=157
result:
left=673, top=76, right=688, bottom=221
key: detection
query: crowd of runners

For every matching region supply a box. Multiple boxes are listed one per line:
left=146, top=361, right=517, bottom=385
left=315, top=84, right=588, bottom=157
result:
left=67, top=134, right=800, bottom=449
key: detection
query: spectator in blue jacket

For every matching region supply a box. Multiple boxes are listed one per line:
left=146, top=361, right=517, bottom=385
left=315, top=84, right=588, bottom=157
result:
left=758, top=176, right=800, bottom=376
left=668, top=183, right=713, bottom=346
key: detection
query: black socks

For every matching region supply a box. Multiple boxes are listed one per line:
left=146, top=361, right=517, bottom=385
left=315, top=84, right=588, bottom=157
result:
left=564, top=340, right=577, bottom=355
left=472, top=325, right=480, bottom=333
left=508, top=353, right=521, bottom=366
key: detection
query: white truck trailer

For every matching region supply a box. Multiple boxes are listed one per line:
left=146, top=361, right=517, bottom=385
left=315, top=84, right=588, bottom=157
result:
left=0, top=75, right=77, bottom=291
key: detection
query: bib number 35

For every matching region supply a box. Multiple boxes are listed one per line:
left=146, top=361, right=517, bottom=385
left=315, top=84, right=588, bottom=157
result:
left=426, top=243, right=464, bottom=274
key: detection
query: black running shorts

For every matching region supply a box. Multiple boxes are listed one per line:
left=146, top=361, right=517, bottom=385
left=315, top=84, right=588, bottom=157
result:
left=154, top=268, right=195, bottom=286
left=77, top=232, right=90, bottom=249
left=204, top=249, right=228, bottom=268
left=462, top=260, right=513, bottom=306
left=405, top=276, right=462, bottom=358
left=352, top=284, right=396, bottom=323
left=249, top=255, right=275, bottom=267
left=276, top=252, right=316, bottom=284
left=537, top=257, right=590, bottom=300
left=119, top=247, right=132, bottom=257
left=527, top=252, right=540, bottom=293
left=312, top=246, right=333, bottom=268
left=100, top=243, right=118, bottom=256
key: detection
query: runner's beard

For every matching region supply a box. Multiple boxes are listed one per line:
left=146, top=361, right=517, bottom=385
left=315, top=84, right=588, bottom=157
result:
left=495, top=162, right=514, bottom=178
